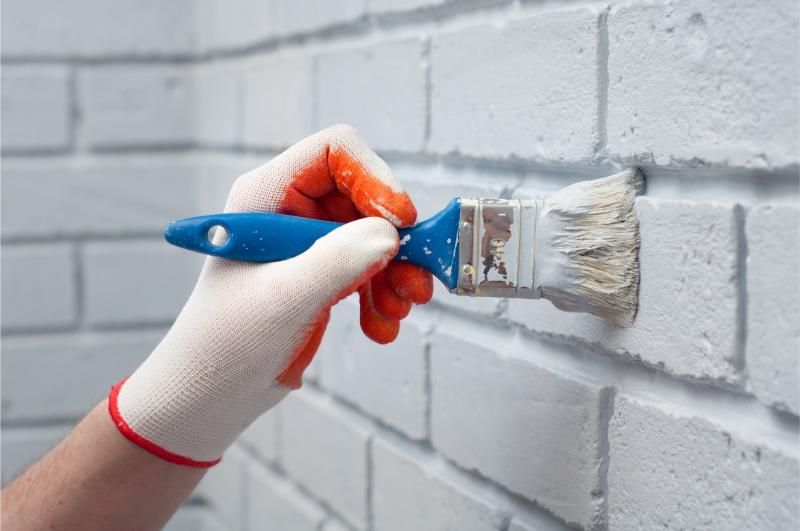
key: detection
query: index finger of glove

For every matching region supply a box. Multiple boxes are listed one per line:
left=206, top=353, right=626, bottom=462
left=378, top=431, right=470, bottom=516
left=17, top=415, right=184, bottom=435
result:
left=323, top=125, right=417, bottom=227
left=224, top=125, right=417, bottom=228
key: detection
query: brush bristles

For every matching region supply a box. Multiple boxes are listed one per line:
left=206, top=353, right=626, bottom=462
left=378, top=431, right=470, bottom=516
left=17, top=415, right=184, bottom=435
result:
left=538, top=169, right=643, bottom=326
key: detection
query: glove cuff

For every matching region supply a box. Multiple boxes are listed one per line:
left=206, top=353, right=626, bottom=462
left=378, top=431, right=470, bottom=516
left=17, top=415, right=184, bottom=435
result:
left=108, top=378, right=221, bottom=468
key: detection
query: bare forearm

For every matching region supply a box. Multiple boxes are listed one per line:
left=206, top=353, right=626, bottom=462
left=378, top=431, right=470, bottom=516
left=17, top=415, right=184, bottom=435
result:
left=1, top=400, right=206, bottom=531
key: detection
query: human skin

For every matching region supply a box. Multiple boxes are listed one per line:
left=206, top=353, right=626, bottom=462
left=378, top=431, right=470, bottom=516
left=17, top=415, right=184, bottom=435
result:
left=1, top=400, right=207, bottom=531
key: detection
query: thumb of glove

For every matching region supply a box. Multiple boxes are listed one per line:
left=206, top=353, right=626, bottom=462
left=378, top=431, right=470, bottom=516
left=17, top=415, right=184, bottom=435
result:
left=277, top=216, right=400, bottom=307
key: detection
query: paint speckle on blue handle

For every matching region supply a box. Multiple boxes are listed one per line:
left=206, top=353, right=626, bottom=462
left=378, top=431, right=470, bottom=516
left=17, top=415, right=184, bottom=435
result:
left=164, top=198, right=462, bottom=290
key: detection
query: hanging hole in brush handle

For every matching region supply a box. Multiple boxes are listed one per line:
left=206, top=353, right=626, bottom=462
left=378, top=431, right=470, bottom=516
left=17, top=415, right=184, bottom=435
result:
left=206, top=224, right=230, bottom=248
left=164, top=213, right=344, bottom=262
left=164, top=199, right=463, bottom=289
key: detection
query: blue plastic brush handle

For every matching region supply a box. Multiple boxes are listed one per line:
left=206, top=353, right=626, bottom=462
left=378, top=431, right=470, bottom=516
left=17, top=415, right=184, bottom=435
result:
left=164, top=198, right=462, bottom=290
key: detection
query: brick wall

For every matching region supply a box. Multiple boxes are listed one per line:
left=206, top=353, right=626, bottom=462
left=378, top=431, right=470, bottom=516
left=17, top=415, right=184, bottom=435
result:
left=2, top=1, right=798, bottom=530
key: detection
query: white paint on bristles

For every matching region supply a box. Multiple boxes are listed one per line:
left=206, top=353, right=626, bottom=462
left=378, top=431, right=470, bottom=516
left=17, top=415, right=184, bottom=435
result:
left=535, top=169, right=643, bottom=327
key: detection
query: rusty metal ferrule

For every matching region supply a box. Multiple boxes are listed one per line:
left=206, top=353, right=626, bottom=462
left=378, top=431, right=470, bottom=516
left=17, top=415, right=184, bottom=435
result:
left=452, top=198, right=541, bottom=299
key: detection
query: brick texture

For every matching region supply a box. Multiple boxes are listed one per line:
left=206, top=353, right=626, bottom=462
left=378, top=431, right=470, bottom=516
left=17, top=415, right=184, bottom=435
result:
left=1, top=244, right=77, bottom=332
left=0, top=158, right=199, bottom=239
left=1, top=331, right=159, bottom=421
left=1, top=66, right=71, bottom=152
left=431, top=332, right=612, bottom=529
left=242, top=53, right=314, bottom=148
left=79, top=66, right=194, bottom=148
left=82, top=241, right=203, bottom=327
left=321, top=519, right=352, bottom=531
left=246, top=462, right=327, bottom=531
left=164, top=507, right=230, bottom=531
left=370, top=0, right=453, bottom=14
left=194, top=63, right=241, bottom=147
left=2, top=1, right=798, bottom=530
left=194, top=0, right=273, bottom=52
left=319, top=300, right=429, bottom=440
left=607, top=0, right=800, bottom=167
left=280, top=390, right=371, bottom=529
left=196, top=445, right=247, bottom=530
left=373, top=438, right=505, bottom=531
left=746, top=205, right=800, bottom=413
left=430, top=8, right=600, bottom=161
left=508, top=197, right=742, bottom=384
left=240, top=410, right=280, bottom=465
left=608, top=396, right=799, bottom=530
left=270, top=0, right=367, bottom=38
left=1, top=0, right=195, bottom=57
left=317, top=39, right=427, bottom=152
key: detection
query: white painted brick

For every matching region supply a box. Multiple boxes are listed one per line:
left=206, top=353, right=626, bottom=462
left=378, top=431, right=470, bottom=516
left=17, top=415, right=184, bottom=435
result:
left=0, top=158, right=199, bottom=239
left=317, top=39, right=426, bottom=152
left=164, top=506, right=230, bottom=531
left=79, top=66, right=194, bottom=148
left=194, top=63, right=241, bottom=146
left=1, top=244, right=76, bottom=331
left=430, top=332, right=612, bottom=529
left=83, top=241, right=203, bottom=327
left=508, top=519, right=540, bottom=531
left=247, top=462, right=327, bottom=531
left=270, top=0, right=367, bottom=38
left=608, top=395, right=799, bottom=530
left=242, top=53, right=314, bottom=148
left=1, top=66, right=70, bottom=151
left=198, top=0, right=365, bottom=51
left=508, top=197, right=741, bottom=383
left=194, top=0, right=273, bottom=52
left=746, top=205, right=800, bottom=413
left=1, top=0, right=194, bottom=57
left=607, top=0, right=800, bottom=167
left=1, top=331, right=159, bottom=421
left=194, top=154, right=264, bottom=214
left=322, top=519, right=352, bottom=531
left=1, top=425, right=72, bottom=485
left=371, top=0, right=450, bottom=14
left=239, top=409, right=279, bottom=464
left=319, top=300, right=428, bottom=439
left=280, top=389, right=371, bottom=529
left=371, top=0, right=509, bottom=15
left=432, top=259, right=497, bottom=316
left=430, top=8, right=599, bottom=161
left=373, top=438, right=506, bottom=531
left=195, top=444, right=246, bottom=531
left=508, top=507, right=572, bottom=531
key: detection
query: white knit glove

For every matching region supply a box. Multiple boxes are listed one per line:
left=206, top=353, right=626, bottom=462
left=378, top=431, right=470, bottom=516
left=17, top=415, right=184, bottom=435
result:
left=109, top=125, right=432, bottom=467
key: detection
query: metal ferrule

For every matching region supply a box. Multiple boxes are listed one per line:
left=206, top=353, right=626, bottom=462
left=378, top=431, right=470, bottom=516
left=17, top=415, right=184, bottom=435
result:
left=452, top=198, right=542, bottom=299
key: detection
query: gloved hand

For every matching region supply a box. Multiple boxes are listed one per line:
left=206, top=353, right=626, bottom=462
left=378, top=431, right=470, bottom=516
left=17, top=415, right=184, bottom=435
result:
left=109, top=125, right=433, bottom=467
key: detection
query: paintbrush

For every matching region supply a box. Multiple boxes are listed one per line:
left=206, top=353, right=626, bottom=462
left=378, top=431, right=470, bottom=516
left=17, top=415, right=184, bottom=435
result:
left=165, top=169, right=643, bottom=326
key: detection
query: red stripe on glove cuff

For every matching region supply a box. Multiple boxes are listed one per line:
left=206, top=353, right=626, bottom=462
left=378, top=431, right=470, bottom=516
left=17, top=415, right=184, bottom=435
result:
left=108, top=378, right=221, bottom=468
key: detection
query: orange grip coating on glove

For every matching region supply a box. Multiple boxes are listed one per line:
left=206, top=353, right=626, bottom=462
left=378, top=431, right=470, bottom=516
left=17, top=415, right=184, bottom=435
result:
left=270, top=131, right=432, bottom=346
left=277, top=310, right=330, bottom=389
left=327, top=147, right=418, bottom=227
left=371, top=269, right=412, bottom=320
left=387, top=261, right=434, bottom=304
left=226, top=126, right=434, bottom=384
